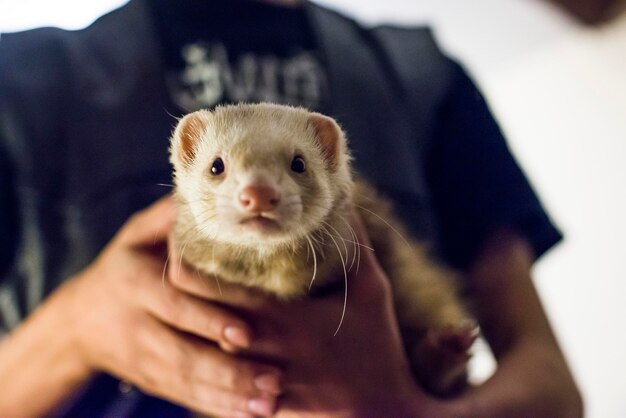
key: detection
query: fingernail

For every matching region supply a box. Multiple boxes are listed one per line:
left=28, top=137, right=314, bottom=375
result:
left=248, top=397, right=275, bottom=416
left=255, top=373, right=282, bottom=394
left=224, top=326, right=251, bottom=348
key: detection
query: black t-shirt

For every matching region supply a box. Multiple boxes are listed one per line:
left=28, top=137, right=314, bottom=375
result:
left=426, top=64, right=562, bottom=266
left=150, top=0, right=328, bottom=111
left=0, top=0, right=561, bottom=415
left=147, top=0, right=561, bottom=268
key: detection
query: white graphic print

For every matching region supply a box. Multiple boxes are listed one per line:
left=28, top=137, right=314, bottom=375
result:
left=177, top=43, right=223, bottom=108
left=169, top=42, right=327, bottom=111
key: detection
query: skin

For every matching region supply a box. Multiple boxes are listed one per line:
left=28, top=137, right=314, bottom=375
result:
left=447, top=227, right=584, bottom=417
left=0, top=197, right=282, bottom=418
left=0, top=3, right=581, bottom=416
left=167, top=211, right=428, bottom=417
left=0, top=196, right=582, bottom=417
left=168, top=205, right=584, bottom=417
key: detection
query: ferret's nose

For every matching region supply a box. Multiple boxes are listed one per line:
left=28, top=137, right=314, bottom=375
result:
left=238, top=185, right=281, bottom=213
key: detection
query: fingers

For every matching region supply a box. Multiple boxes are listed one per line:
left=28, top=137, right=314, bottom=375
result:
left=112, top=198, right=263, bottom=348
left=116, top=195, right=176, bottom=247
left=143, top=283, right=254, bottom=350
left=191, top=343, right=283, bottom=397
left=185, top=351, right=280, bottom=416
left=135, top=317, right=281, bottom=417
left=79, top=197, right=282, bottom=416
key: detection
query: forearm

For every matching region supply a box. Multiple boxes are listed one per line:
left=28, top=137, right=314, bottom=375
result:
left=448, top=337, right=581, bottom=418
left=0, top=280, right=92, bottom=417
left=448, top=228, right=582, bottom=418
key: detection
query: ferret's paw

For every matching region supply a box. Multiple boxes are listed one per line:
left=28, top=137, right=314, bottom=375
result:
left=409, top=324, right=478, bottom=397
left=434, top=324, right=478, bottom=363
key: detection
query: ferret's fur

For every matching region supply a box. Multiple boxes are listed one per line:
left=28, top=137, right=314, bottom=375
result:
left=170, top=103, right=474, bottom=396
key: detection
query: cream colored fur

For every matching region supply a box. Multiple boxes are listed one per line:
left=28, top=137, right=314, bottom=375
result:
left=170, top=103, right=472, bottom=395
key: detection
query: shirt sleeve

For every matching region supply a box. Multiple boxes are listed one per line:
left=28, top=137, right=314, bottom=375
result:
left=0, top=110, right=22, bottom=334
left=0, top=35, right=24, bottom=334
left=0, top=109, right=19, bottom=283
left=425, top=61, right=562, bottom=268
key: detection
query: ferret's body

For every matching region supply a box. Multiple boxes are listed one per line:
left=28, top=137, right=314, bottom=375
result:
left=170, top=103, right=474, bottom=396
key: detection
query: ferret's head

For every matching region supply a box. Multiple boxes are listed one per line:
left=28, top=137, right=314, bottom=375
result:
left=170, top=103, right=353, bottom=248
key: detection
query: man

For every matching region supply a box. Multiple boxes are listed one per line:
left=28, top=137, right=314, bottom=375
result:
left=0, top=0, right=582, bottom=416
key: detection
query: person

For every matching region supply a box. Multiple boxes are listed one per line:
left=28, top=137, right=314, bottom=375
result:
left=0, top=0, right=582, bottom=416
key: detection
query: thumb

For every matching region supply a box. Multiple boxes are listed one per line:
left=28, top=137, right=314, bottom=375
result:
left=116, top=195, right=176, bottom=247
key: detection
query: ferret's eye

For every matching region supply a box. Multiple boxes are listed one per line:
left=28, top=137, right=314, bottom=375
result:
left=211, top=158, right=225, bottom=175
left=291, top=156, right=306, bottom=173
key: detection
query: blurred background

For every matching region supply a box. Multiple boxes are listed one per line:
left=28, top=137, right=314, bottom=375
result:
left=1, top=0, right=624, bottom=416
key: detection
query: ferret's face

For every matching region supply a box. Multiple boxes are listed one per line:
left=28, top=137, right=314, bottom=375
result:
left=170, top=105, right=352, bottom=248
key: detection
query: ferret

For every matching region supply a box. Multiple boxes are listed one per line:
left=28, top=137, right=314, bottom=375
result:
left=169, top=103, right=476, bottom=396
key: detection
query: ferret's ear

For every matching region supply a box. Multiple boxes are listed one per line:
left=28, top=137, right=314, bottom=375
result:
left=308, top=113, right=345, bottom=168
left=171, top=110, right=211, bottom=167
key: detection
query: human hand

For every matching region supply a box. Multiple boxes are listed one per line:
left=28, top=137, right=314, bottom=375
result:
left=183, top=210, right=453, bottom=417
left=61, top=197, right=282, bottom=417
left=259, top=246, right=428, bottom=417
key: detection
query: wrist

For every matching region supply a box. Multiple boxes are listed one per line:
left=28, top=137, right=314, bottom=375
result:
left=350, top=386, right=432, bottom=418
left=45, top=276, right=95, bottom=381
left=0, top=279, right=94, bottom=416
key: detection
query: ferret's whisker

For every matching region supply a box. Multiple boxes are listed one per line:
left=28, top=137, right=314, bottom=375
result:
left=309, top=230, right=327, bottom=260
left=176, top=218, right=214, bottom=245
left=177, top=239, right=191, bottom=279
left=356, top=236, right=362, bottom=274
left=338, top=240, right=374, bottom=251
left=212, top=223, right=223, bottom=296
left=346, top=218, right=362, bottom=274
left=161, top=251, right=171, bottom=289
left=170, top=216, right=217, bottom=284
left=179, top=213, right=222, bottom=296
left=325, top=230, right=348, bottom=337
left=306, top=235, right=318, bottom=291
left=179, top=196, right=214, bottom=205
left=339, top=217, right=358, bottom=272
left=321, top=221, right=349, bottom=263
left=354, top=203, right=411, bottom=249
left=305, top=238, right=310, bottom=261
left=309, top=230, right=324, bottom=246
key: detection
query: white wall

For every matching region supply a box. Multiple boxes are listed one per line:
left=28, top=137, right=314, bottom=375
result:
left=2, top=1, right=625, bottom=416
left=0, top=0, right=128, bottom=32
